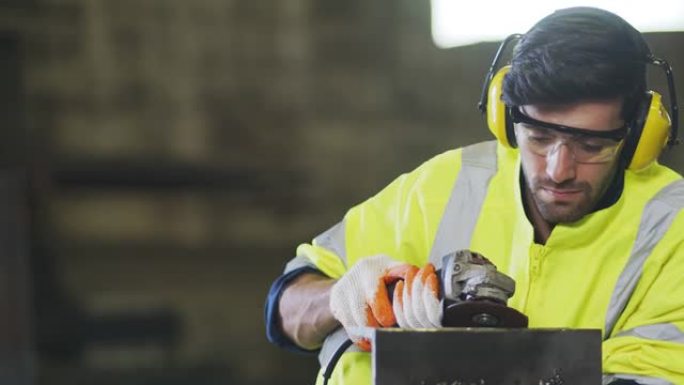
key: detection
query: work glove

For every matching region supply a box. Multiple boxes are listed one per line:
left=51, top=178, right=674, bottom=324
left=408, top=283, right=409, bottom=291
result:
left=329, top=255, right=413, bottom=351
left=391, top=263, right=442, bottom=328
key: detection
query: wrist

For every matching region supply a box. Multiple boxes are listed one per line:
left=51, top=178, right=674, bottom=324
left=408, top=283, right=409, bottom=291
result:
left=280, top=273, right=339, bottom=349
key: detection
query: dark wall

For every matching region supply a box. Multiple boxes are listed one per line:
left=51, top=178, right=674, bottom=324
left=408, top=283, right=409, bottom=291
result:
left=0, top=1, right=682, bottom=385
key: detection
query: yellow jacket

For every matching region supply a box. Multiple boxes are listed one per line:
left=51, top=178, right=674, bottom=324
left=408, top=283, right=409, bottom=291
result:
left=287, top=141, right=684, bottom=385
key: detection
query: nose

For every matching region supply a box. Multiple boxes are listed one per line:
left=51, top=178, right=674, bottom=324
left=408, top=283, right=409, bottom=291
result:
left=545, top=143, right=576, bottom=183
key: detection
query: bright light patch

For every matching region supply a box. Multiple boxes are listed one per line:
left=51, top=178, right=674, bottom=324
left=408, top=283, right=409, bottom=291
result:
left=432, top=1, right=684, bottom=48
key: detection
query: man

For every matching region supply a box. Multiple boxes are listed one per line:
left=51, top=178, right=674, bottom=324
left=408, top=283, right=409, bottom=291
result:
left=266, top=7, right=684, bottom=385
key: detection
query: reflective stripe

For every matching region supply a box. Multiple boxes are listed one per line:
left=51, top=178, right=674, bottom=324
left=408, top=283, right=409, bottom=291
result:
left=616, top=323, right=684, bottom=344
left=428, top=141, right=498, bottom=268
left=283, top=255, right=319, bottom=274
left=317, top=327, right=361, bottom=369
left=312, top=221, right=353, bottom=371
left=317, top=142, right=499, bottom=372
left=603, top=374, right=674, bottom=385
left=314, top=220, right=348, bottom=268
left=605, top=180, right=684, bottom=337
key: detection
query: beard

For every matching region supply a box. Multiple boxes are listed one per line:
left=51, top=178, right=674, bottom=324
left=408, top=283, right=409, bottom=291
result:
left=527, top=177, right=603, bottom=224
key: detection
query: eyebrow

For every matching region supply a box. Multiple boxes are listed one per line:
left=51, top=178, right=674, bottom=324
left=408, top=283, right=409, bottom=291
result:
left=511, top=107, right=627, bottom=140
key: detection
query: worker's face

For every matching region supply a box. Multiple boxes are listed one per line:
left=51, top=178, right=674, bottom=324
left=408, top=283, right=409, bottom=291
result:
left=515, top=99, right=625, bottom=224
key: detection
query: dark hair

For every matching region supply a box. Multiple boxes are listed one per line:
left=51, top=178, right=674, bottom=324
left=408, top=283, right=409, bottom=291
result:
left=502, top=7, right=650, bottom=121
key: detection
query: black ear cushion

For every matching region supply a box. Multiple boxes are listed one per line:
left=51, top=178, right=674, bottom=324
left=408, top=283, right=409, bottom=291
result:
left=621, top=93, right=652, bottom=167
left=504, top=106, right=517, bottom=147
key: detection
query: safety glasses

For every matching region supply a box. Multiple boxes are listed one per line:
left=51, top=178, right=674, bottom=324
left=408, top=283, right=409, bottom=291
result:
left=511, top=107, right=627, bottom=164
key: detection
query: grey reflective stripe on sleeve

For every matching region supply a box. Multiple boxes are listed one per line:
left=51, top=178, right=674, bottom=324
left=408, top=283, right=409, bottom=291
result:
left=317, top=328, right=361, bottom=369
left=317, top=142, right=499, bottom=371
left=314, top=220, right=348, bottom=269
left=428, top=141, right=498, bottom=269
left=603, top=374, right=674, bottom=385
left=313, top=220, right=354, bottom=371
left=605, top=180, right=684, bottom=338
left=616, top=323, right=684, bottom=343
left=283, top=255, right=319, bottom=274
left=285, top=220, right=347, bottom=275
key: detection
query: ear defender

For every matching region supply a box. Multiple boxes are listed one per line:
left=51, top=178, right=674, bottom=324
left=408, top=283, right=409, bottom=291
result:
left=625, top=56, right=679, bottom=171
left=625, top=91, right=672, bottom=171
left=479, top=36, right=679, bottom=168
left=478, top=34, right=522, bottom=148
left=486, top=65, right=516, bottom=148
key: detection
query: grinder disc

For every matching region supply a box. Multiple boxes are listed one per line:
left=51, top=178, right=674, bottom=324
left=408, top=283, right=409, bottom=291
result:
left=442, top=301, right=528, bottom=328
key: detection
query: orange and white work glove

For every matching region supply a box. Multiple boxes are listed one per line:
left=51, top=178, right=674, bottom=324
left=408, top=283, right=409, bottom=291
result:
left=391, top=263, right=442, bottom=328
left=329, top=255, right=412, bottom=351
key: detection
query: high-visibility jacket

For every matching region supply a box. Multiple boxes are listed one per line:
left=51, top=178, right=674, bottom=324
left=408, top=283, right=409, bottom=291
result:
left=284, top=141, right=684, bottom=385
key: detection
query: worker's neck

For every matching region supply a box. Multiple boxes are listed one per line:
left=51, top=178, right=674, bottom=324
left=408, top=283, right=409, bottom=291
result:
left=522, top=182, right=554, bottom=244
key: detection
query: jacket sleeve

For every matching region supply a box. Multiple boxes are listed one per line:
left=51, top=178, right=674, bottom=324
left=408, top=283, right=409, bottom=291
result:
left=602, top=210, right=684, bottom=385
left=264, top=150, right=463, bottom=351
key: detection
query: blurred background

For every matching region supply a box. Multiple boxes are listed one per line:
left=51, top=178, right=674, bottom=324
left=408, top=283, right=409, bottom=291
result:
left=0, top=1, right=682, bottom=385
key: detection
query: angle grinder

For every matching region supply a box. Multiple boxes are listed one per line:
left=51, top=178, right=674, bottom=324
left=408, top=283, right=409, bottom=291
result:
left=440, top=249, right=528, bottom=328
left=322, top=250, right=527, bottom=385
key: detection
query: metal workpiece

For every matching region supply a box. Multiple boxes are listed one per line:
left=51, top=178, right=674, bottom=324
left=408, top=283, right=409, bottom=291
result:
left=372, top=328, right=602, bottom=385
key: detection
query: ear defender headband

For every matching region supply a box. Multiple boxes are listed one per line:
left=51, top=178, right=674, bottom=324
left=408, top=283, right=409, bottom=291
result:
left=478, top=34, right=680, bottom=171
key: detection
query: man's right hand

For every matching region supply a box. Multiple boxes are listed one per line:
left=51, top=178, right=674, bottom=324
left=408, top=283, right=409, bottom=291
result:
left=329, top=255, right=411, bottom=351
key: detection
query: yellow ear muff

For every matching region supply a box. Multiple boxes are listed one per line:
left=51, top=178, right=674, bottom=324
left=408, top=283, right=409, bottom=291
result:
left=628, top=91, right=671, bottom=171
left=487, top=66, right=514, bottom=148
